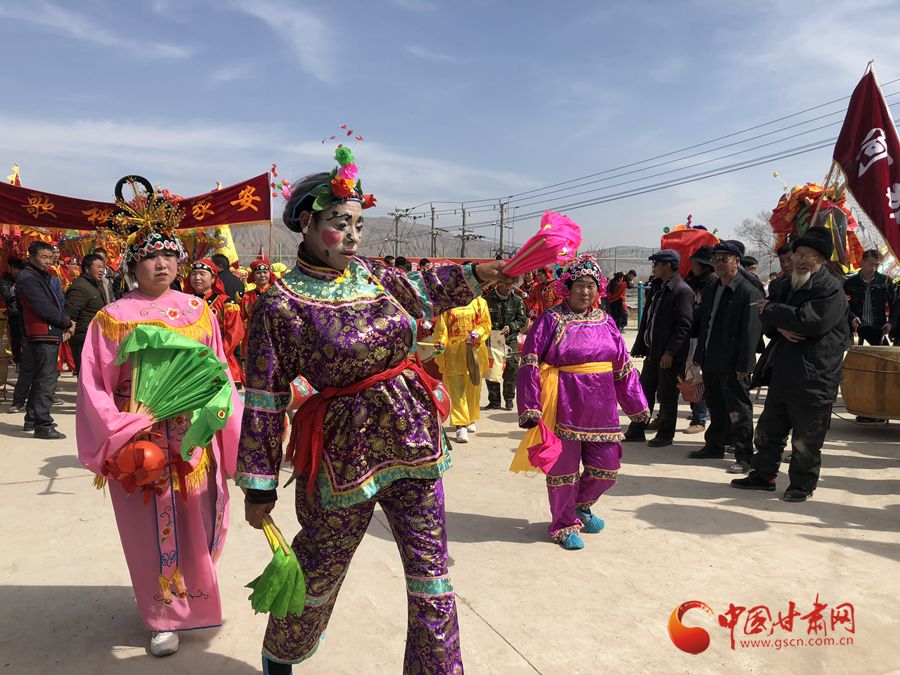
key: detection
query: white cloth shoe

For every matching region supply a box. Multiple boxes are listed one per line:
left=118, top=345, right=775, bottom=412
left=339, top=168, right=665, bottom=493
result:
left=150, top=631, right=179, bottom=657
left=455, top=426, right=469, bottom=443
left=466, top=423, right=476, bottom=433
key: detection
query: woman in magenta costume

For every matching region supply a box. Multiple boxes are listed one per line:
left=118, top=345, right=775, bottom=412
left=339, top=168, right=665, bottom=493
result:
left=237, top=147, right=511, bottom=674
left=513, top=255, right=649, bottom=550
left=76, top=181, right=242, bottom=657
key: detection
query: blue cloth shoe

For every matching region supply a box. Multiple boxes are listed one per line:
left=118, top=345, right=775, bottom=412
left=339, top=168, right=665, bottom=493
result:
left=576, top=509, right=605, bottom=534
left=559, top=532, right=585, bottom=550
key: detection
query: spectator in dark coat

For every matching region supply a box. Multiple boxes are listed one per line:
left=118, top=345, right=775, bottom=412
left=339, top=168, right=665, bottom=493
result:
left=64, top=253, right=110, bottom=374
left=625, top=249, right=693, bottom=447
left=1, top=258, right=25, bottom=371
left=844, top=249, right=896, bottom=346
left=211, top=253, right=245, bottom=303
left=734, top=227, right=850, bottom=502
left=683, top=245, right=717, bottom=434
left=689, top=241, right=763, bottom=473
left=11, top=241, right=74, bottom=439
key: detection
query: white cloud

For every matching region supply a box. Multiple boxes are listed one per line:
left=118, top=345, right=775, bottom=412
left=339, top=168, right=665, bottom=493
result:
left=0, top=1, right=193, bottom=59
left=0, top=114, right=275, bottom=199
left=391, top=0, right=437, bottom=11
left=406, top=45, right=460, bottom=64
left=713, top=0, right=900, bottom=105
left=283, top=140, right=540, bottom=209
left=210, top=61, right=256, bottom=84
left=229, top=1, right=335, bottom=82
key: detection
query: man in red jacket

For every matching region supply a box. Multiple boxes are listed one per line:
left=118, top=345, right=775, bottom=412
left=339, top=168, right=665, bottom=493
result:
left=13, top=241, right=74, bottom=439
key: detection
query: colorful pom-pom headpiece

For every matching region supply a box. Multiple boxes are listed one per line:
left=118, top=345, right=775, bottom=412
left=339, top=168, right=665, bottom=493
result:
left=106, top=175, right=187, bottom=270
left=290, top=146, right=377, bottom=224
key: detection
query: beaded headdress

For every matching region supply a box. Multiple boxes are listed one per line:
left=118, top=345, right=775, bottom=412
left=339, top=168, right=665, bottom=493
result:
left=567, top=254, right=603, bottom=283
left=106, top=175, right=187, bottom=269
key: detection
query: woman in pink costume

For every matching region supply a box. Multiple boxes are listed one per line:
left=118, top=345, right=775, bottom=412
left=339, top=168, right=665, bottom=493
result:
left=76, top=180, right=242, bottom=657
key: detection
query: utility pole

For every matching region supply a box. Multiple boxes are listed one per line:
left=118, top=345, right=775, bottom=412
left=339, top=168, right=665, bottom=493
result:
left=430, top=204, right=436, bottom=257
left=429, top=203, right=447, bottom=258
left=498, top=199, right=506, bottom=257
left=456, top=204, right=485, bottom=258
left=459, top=204, right=467, bottom=258
left=387, top=208, right=408, bottom=258
left=392, top=210, right=401, bottom=258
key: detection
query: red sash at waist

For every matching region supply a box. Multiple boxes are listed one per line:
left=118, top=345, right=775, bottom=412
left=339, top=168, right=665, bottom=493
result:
left=286, top=356, right=448, bottom=497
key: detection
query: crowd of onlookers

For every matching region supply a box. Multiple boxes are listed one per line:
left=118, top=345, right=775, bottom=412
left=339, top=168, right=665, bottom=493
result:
left=0, top=242, right=274, bottom=439
left=619, top=233, right=897, bottom=502
left=3, top=238, right=896, bottom=500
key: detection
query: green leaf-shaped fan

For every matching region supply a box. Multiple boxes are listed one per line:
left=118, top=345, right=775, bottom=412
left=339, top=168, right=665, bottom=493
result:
left=115, top=324, right=233, bottom=460
left=246, top=516, right=306, bottom=619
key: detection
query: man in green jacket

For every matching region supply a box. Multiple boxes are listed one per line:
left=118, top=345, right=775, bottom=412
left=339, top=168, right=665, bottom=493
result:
left=484, top=280, right=527, bottom=410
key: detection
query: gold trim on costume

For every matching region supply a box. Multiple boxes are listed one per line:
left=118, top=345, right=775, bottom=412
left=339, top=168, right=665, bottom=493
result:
left=93, top=305, right=213, bottom=343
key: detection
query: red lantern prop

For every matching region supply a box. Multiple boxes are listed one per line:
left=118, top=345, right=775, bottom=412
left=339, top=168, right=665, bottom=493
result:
left=104, top=431, right=169, bottom=495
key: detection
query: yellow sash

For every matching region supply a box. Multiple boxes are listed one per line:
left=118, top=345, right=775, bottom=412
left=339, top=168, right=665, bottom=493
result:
left=509, top=361, right=613, bottom=473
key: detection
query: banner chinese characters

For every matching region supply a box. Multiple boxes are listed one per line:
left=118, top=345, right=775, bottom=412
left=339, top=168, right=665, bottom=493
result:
left=832, top=68, right=900, bottom=257
left=0, top=173, right=271, bottom=231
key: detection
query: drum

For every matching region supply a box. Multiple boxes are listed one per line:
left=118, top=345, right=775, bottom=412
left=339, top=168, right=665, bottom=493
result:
left=840, top=346, right=900, bottom=419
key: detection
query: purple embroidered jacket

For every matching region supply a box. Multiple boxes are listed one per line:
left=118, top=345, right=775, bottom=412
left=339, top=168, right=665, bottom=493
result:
left=236, top=257, right=480, bottom=509
left=517, top=305, right=648, bottom=441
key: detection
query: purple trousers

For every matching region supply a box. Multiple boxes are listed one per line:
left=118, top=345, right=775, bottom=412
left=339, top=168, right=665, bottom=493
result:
left=546, top=440, right=621, bottom=541
left=263, top=477, right=463, bottom=674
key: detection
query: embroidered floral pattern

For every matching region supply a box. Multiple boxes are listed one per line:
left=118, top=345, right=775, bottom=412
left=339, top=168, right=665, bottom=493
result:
left=583, top=466, right=618, bottom=481
left=520, top=353, right=539, bottom=367
left=614, top=360, right=635, bottom=380
left=552, top=524, right=582, bottom=541
left=555, top=428, right=624, bottom=443
left=519, top=409, right=541, bottom=427
left=546, top=472, right=580, bottom=488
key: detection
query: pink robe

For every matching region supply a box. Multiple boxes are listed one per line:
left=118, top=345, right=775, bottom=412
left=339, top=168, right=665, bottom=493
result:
left=76, top=289, right=242, bottom=632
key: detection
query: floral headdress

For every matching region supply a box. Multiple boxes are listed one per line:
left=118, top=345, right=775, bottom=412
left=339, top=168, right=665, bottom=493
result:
left=105, top=175, right=187, bottom=270
left=290, top=146, right=377, bottom=223
left=553, top=254, right=608, bottom=300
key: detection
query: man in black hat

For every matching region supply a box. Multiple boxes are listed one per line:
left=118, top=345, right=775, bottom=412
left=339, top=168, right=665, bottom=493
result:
left=625, top=249, right=693, bottom=447
left=733, top=227, right=850, bottom=502
left=689, top=240, right=763, bottom=473
left=683, top=245, right=717, bottom=434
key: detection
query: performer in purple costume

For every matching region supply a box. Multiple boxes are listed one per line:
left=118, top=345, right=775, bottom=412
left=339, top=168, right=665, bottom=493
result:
left=237, top=147, right=511, bottom=674
left=515, top=255, right=649, bottom=550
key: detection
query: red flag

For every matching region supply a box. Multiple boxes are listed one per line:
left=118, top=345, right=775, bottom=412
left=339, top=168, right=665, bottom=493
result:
left=832, top=67, right=900, bottom=256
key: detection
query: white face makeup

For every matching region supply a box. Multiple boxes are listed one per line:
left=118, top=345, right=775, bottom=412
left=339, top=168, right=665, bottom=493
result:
left=301, top=201, right=364, bottom=271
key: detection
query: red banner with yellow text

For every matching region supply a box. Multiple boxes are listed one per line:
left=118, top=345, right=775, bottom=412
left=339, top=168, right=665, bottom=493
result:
left=0, top=173, right=270, bottom=231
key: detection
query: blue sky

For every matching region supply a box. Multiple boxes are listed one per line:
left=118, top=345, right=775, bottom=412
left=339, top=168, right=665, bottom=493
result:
left=2, top=0, right=900, bottom=248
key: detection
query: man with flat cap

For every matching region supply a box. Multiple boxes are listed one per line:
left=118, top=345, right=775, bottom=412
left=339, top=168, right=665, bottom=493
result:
left=683, top=245, right=717, bottom=434
left=626, top=249, right=693, bottom=447
left=689, top=240, right=763, bottom=473
left=733, top=227, right=849, bottom=502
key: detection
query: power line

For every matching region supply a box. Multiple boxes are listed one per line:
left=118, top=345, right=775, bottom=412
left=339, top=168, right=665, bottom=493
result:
left=462, top=136, right=843, bottom=229
left=401, top=81, right=900, bottom=217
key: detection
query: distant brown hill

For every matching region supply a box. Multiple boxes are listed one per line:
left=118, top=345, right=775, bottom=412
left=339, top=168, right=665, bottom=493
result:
left=231, top=216, right=501, bottom=264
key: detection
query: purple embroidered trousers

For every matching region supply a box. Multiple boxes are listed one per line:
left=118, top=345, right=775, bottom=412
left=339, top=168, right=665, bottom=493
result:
left=263, top=477, right=463, bottom=674
left=546, top=440, right=621, bottom=540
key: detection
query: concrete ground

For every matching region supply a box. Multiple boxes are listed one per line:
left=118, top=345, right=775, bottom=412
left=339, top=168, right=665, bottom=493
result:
left=1, top=334, right=899, bottom=674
